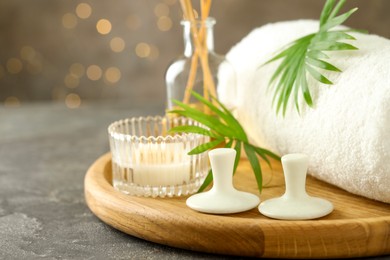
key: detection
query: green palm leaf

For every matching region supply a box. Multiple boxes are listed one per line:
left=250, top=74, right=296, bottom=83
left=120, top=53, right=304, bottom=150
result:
left=263, top=0, right=361, bottom=115
left=188, top=138, right=224, bottom=155
left=169, top=106, right=236, bottom=138
left=168, top=125, right=220, bottom=138
left=244, top=143, right=263, bottom=193
left=191, top=92, right=247, bottom=141
left=169, top=92, right=281, bottom=193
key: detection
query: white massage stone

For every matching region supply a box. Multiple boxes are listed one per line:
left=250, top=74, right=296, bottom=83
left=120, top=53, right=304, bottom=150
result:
left=186, top=148, right=260, bottom=214
left=259, top=154, right=333, bottom=220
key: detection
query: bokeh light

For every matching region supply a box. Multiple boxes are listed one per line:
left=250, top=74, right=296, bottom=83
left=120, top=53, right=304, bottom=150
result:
left=0, top=1, right=178, bottom=103
left=26, top=60, right=43, bottom=75
left=135, top=42, right=151, bottom=58
left=86, top=65, right=103, bottom=80
left=69, top=63, right=85, bottom=77
left=76, top=3, right=92, bottom=19
left=20, top=46, right=36, bottom=61
left=96, top=19, right=112, bottom=35
left=64, top=74, right=80, bottom=88
left=65, top=93, right=81, bottom=108
left=104, top=67, right=121, bottom=84
left=110, top=37, right=125, bottom=53
left=157, top=16, right=172, bottom=31
left=6, top=58, right=23, bottom=74
left=62, top=13, right=78, bottom=29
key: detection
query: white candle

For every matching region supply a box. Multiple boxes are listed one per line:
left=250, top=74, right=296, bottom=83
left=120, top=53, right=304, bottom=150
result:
left=133, top=162, right=191, bottom=186
left=115, top=141, right=192, bottom=187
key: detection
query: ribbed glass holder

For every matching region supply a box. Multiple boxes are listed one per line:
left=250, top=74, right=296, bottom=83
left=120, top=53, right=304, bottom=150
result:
left=108, top=116, right=210, bottom=198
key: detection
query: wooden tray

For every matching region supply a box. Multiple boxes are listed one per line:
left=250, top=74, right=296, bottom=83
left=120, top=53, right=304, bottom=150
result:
left=84, top=153, right=390, bottom=258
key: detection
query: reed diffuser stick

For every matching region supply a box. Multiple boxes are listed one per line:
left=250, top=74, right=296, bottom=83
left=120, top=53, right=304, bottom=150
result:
left=180, top=0, right=199, bottom=104
left=179, top=0, right=216, bottom=108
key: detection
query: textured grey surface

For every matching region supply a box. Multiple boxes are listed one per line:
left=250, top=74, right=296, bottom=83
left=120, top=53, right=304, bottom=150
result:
left=0, top=102, right=389, bottom=260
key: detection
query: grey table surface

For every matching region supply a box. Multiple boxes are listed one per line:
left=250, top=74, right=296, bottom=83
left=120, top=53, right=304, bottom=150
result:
left=0, top=101, right=389, bottom=260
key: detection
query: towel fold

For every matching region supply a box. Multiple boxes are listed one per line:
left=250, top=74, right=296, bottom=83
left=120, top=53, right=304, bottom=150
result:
left=219, top=20, right=390, bottom=203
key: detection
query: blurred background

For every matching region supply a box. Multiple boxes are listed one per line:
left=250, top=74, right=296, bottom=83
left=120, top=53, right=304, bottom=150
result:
left=0, top=0, right=389, bottom=109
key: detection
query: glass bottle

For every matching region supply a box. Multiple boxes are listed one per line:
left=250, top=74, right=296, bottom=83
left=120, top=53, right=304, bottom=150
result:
left=165, top=17, right=236, bottom=112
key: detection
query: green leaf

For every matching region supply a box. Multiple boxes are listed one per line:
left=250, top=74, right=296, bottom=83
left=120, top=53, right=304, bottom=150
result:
left=275, top=46, right=308, bottom=115
left=328, top=0, right=347, bottom=20
left=211, top=96, right=248, bottom=142
left=233, top=141, right=241, bottom=174
left=198, top=169, right=213, bottom=192
left=168, top=125, right=220, bottom=138
left=169, top=97, right=241, bottom=138
left=307, top=50, right=329, bottom=60
left=300, top=70, right=313, bottom=107
left=254, top=147, right=280, bottom=161
left=279, top=67, right=297, bottom=115
left=264, top=34, right=315, bottom=67
left=169, top=106, right=235, bottom=139
left=319, top=0, right=336, bottom=27
left=310, top=41, right=358, bottom=51
left=293, top=72, right=302, bottom=113
left=269, top=36, right=313, bottom=86
left=263, top=0, right=360, bottom=115
left=264, top=44, right=295, bottom=65
left=225, top=139, right=234, bottom=148
left=188, top=138, right=224, bottom=155
left=244, top=143, right=262, bottom=193
left=306, top=64, right=333, bottom=85
left=268, top=48, right=297, bottom=85
left=274, top=62, right=296, bottom=114
left=169, top=92, right=279, bottom=195
left=254, top=147, right=272, bottom=167
left=314, top=31, right=356, bottom=42
left=190, top=91, right=247, bottom=142
left=306, top=57, right=341, bottom=72
left=268, top=36, right=314, bottom=114
left=321, top=7, right=358, bottom=32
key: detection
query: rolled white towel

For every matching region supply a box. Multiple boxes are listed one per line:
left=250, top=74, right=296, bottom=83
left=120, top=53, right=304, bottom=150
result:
left=219, top=20, right=390, bottom=203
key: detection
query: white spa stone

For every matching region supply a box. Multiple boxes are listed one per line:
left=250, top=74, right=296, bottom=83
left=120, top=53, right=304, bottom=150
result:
left=259, top=154, right=333, bottom=220
left=186, top=148, right=260, bottom=214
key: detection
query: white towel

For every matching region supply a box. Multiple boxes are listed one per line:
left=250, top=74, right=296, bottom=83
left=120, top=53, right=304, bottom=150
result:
left=218, top=20, right=390, bottom=203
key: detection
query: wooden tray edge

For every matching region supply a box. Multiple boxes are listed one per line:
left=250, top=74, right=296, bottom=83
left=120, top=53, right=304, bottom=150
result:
left=84, top=153, right=390, bottom=258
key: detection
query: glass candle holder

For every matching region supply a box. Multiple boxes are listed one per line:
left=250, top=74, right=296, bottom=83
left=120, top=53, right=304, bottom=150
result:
left=108, top=116, right=209, bottom=198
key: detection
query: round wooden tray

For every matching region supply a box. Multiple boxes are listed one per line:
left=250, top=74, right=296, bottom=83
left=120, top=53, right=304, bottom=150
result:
left=84, top=153, right=390, bottom=258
